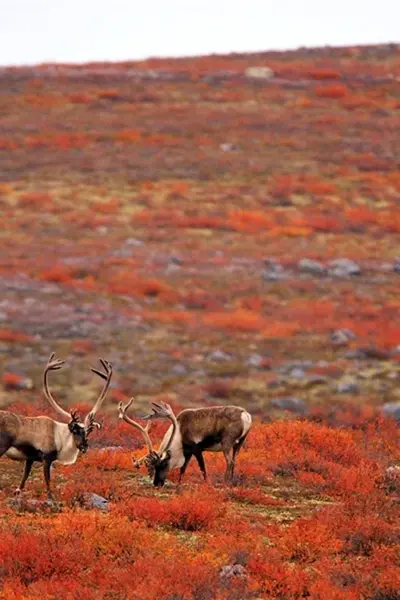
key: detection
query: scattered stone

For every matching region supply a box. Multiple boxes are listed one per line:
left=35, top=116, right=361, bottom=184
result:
left=336, top=381, right=359, bottom=394
left=385, top=465, right=400, bottom=477
left=281, top=360, right=313, bottom=372
left=245, top=66, right=274, bottom=80
left=289, top=368, right=306, bottom=380
left=171, top=364, right=187, bottom=375
left=298, top=258, right=326, bottom=275
left=262, top=259, right=286, bottom=281
left=208, top=350, right=231, bottom=362
left=270, top=396, right=306, bottom=414
left=382, top=402, right=400, bottom=421
left=220, top=143, right=238, bottom=152
left=169, top=255, right=184, bottom=265
left=85, top=493, right=109, bottom=512
left=246, top=353, right=264, bottom=367
left=220, top=563, right=247, bottom=580
left=8, top=497, right=61, bottom=514
left=126, top=237, right=144, bottom=246
left=328, top=258, right=361, bottom=277
left=384, top=465, right=400, bottom=492
left=330, top=329, right=356, bottom=346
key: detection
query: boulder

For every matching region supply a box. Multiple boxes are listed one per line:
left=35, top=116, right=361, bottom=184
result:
left=298, top=258, right=326, bottom=275
left=328, top=258, right=361, bottom=277
left=245, top=66, right=274, bottom=80
left=270, top=396, right=306, bottom=414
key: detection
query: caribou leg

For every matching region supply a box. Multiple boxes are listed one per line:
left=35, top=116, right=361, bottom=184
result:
left=178, top=451, right=193, bottom=484
left=194, top=450, right=207, bottom=481
left=222, top=446, right=234, bottom=484
left=15, top=459, right=34, bottom=494
left=230, top=434, right=248, bottom=479
left=43, top=460, right=54, bottom=501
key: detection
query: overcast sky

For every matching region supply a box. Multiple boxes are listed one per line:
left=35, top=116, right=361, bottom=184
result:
left=1, top=0, right=399, bottom=66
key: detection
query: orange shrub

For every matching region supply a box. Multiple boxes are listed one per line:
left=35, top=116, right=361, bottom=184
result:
left=120, top=488, right=225, bottom=531
left=0, top=329, right=33, bottom=343
left=108, top=272, right=177, bottom=301
left=2, top=372, right=24, bottom=390
left=315, top=84, right=349, bottom=99
left=308, top=68, right=341, bottom=80
left=18, top=192, right=53, bottom=208
left=115, top=129, right=142, bottom=143
left=38, top=264, right=76, bottom=283
left=91, top=198, right=120, bottom=214
left=204, top=309, right=266, bottom=332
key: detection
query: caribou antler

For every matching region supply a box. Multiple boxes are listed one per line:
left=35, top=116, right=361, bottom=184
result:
left=144, top=401, right=178, bottom=454
left=85, top=359, right=113, bottom=431
left=43, top=353, right=71, bottom=422
left=118, top=398, right=153, bottom=468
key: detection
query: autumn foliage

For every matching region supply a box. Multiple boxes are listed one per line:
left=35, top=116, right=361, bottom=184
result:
left=1, top=43, right=400, bottom=599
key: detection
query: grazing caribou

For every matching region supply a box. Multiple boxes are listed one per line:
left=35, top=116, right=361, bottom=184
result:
left=0, top=353, right=112, bottom=500
left=118, top=399, right=252, bottom=487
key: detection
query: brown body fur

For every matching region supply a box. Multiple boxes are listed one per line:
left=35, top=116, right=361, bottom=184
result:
left=142, top=404, right=252, bottom=486
left=0, top=411, right=57, bottom=458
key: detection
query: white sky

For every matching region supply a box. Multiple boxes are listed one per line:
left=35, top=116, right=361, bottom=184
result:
left=1, top=0, right=399, bottom=66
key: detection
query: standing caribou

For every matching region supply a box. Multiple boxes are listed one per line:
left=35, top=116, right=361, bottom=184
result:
left=118, top=399, right=252, bottom=487
left=0, top=353, right=112, bottom=500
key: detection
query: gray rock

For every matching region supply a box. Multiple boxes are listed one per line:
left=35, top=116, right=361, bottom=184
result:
left=246, top=353, right=264, bottom=367
left=393, top=259, right=400, bottom=274
left=330, top=329, right=356, bottom=346
left=209, top=350, right=231, bottom=362
left=298, top=258, right=326, bottom=275
left=125, top=238, right=144, bottom=246
left=220, top=564, right=247, bottom=580
left=85, top=493, right=108, bottom=512
left=262, top=260, right=286, bottom=281
left=336, top=381, right=359, bottom=394
left=262, top=269, right=285, bottom=281
left=382, top=402, right=400, bottom=420
left=270, top=396, right=306, bottom=414
left=281, top=360, right=313, bottom=372
left=220, top=143, right=238, bottom=152
left=169, top=255, right=184, bottom=265
left=245, top=66, right=274, bottom=80
left=328, top=258, right=361, bottom=277
left=289, top=368, right=306, bottom=380
left=171, top=364, right=187, bottom=375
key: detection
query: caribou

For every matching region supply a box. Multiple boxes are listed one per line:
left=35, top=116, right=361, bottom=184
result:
left=118, top=399, right=252, bottom=487
left=0, top=353, right=112, bottom=500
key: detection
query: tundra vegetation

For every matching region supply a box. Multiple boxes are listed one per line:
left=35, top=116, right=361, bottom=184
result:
left=0, top=43, right=400, bottom=599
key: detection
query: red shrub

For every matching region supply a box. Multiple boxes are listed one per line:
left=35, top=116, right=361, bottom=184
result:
left=120, top=489, right=225, bottom=531
left=18, top=192, right=53, bottom=208
left=38, top=264, right=75, bottom=283
left=308, top=69, right=341, bottom=80
left=0, top=329, right=33, bottom=343
left=315, top=84, right=349, bottom=99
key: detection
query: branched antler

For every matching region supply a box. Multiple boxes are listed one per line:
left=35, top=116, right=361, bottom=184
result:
left=118, top=398, right=154, bottom=468
left=85, top=359, right=113, bottom=431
